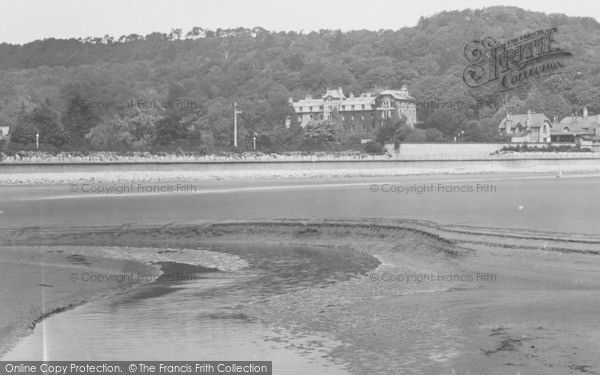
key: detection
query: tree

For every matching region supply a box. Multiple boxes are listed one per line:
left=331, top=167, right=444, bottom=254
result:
left=154, top=114, right=185, bottom=146
left=10, top=103, right=67, bottom=147
left=375, top=112, right=407, bottom=144
left=86, top=117, right=133, bottom=150
left=304, top=120, right=337, bottom=143
left=425, top=128, right=446, bottom=142
left=61, top=91, right=100, bottom=145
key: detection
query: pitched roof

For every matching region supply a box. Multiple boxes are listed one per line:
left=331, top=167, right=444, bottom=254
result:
left=559, top=115, right=600, bottom=128
left=293, top=98, right=324, bottom=111
left=339, top=97, right=375, bottom=110
left=498, top=113, right=551, bottom=129
left=322, top=88, right=345, bottom=100
left=550, top=124, right=595, bottom=136
left=379, top=89, right=414, bottom=101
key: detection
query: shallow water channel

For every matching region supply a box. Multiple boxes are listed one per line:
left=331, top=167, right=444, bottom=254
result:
left=4, top=243, right=379, bottom=374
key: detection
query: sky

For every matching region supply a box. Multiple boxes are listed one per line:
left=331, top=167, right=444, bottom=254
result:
left=0, top=0, right=598, bottom=45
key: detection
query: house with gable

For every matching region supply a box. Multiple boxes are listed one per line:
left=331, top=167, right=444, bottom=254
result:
left=498, top=110, right=552, bottom=143
left=551, top=107, right=600, bottom=144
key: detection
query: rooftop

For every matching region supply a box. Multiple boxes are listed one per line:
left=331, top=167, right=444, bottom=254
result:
left=499, top=113, right=551, bottom=129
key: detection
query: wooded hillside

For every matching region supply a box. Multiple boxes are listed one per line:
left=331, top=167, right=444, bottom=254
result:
left=1, top=6, right=599, bottom=152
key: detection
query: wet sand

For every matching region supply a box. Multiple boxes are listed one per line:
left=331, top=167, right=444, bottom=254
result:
left=0, top=245, right=247, bottom=358
left=0, top=246, right=160, bottom=357
left=1, top=219, right=599, bottom=373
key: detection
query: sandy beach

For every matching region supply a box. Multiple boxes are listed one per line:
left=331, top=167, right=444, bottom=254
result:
left=1, top=219, right=599, bottom=373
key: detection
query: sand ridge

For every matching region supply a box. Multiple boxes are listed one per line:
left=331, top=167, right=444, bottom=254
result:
left=1, top=219, right=599, bottom=373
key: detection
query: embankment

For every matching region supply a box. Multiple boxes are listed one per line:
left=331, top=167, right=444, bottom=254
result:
left=2, top=158, right=600, bottom=184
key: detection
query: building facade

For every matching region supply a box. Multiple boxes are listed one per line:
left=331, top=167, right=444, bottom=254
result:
left=498, top=110, right=552, bottom=142
left=291, top=85, right=417, bottom=131
left=551, top=107, right=600, bottom=143
left=499, top=107, right=600, bottom=145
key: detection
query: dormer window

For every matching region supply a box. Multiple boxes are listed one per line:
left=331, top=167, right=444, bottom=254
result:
left=563, top=127, right=570, bottom=132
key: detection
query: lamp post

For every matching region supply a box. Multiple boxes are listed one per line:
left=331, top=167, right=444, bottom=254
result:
left=253, top=132, right=258, bottom=150
left=233, top=102, right=242, bottom=147
left=36, top=133, right=39, bottom=149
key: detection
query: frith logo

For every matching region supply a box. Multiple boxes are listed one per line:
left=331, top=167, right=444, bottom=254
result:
left=462, top=27, right=572, bottom=91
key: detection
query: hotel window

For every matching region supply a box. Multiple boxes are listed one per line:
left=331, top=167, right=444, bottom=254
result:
left=351, top=114, right=354, bottom=120
left=297, top=116, right=301, bottom=122
left=372, top=122, right=376, bottom=131
left=383, top=100, right=390, bottom=108
left=351, top=123, right=355, bottom=132
left=361, top=114, right=365, bottom=120
left=362, top=123, right=367, bottom=132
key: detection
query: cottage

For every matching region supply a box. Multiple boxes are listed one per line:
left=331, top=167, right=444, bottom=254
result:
left=551, top=107, right=600, bottom=143
left=498, top=110, right=551, bottom=143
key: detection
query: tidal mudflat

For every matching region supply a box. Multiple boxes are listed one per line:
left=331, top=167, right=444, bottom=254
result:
left=1, top=219, right=599, bottom=374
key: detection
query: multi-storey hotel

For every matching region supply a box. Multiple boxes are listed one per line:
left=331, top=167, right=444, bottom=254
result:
left=291, top=85, right=417, bottom=131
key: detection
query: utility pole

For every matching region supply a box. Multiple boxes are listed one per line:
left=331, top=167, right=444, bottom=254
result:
left=234, top=102, right=242, bottom=147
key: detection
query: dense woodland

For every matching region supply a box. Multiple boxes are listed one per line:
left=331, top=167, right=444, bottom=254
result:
left=1, top=6, right=599, bottom=153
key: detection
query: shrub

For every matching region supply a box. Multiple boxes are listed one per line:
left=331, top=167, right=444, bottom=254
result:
left=363, top=141, right=385, bottom=155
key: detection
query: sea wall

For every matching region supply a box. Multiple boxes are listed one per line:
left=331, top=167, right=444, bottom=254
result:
left=383, top=142, right=576, bottom=158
